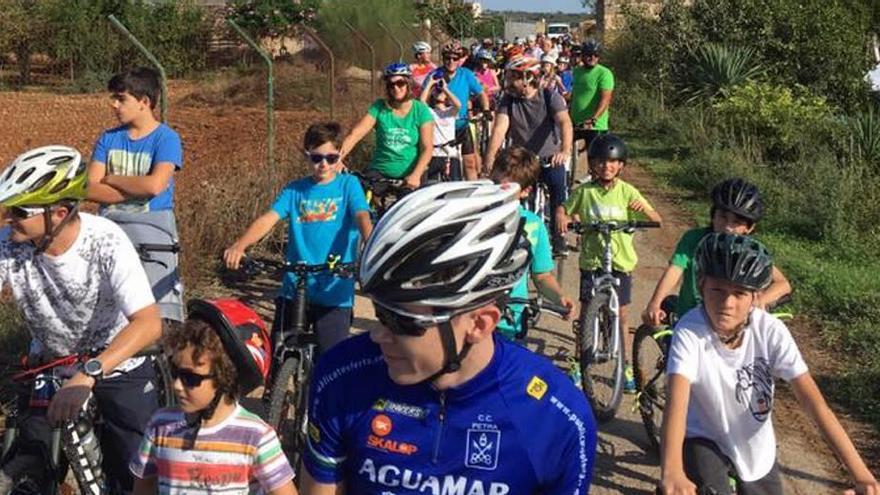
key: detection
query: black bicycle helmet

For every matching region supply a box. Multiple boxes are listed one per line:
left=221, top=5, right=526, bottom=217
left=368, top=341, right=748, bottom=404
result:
left=710, top=178, right=764, bottom=223
left=588, top=133, right=628, bottom=163
left=695, top=233, right=773, bottom=290
left=581, top=40, right=602, bottom=56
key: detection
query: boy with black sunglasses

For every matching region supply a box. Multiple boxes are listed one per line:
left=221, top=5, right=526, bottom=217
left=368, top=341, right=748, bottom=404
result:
left=131, top=298, right=298, bottom=495
left=224, top=122, right=372, bottom=352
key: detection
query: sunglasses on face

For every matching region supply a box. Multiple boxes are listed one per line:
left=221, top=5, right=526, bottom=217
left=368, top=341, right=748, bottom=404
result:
left=386, top=80, right=409, bottom=89
left=306, top=152, right=341, bottom=165
left=170, top=363, right=214, bottom=388
left=373, top=302, right=434, bottom=337
left=8, top=206, right=44, bottom=220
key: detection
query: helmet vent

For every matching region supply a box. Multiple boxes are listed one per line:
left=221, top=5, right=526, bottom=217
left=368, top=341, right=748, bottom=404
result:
left=22, top=151, right=46, bottom=162
left=1, top=166, right=16, bottom=182
left=16, top=168, right=37, bottom=184
left=26, top=172, right=54, bottom=191
left=49, top=179, right=70, bottom=194
left=47, top=155, right=72, bottom=166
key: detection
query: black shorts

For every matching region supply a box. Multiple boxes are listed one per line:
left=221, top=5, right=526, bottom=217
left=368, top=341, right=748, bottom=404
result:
left=273, top=298, right=353, bottom=353
left=574, top=129, right=608, bottom=151
left=424, top=156, right=462, bottom=183
left=455, top=125, right=476, bottom=156
left=684, top=437, right=783, bottom=495
left=579, top=269, right=632, bottom=306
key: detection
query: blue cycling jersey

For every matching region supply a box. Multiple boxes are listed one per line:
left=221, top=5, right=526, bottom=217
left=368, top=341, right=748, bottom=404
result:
left=305, top=332, right=597, bottom=494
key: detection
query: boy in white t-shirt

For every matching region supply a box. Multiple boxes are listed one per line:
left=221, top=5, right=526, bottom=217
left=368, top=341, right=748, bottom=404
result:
left=420, top=72, right=462, bottom=181
left=660, top=233, right=878, bottom=495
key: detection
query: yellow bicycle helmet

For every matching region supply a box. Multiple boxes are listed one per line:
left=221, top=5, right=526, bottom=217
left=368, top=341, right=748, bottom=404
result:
left=0, top=145, right=88, bottom=208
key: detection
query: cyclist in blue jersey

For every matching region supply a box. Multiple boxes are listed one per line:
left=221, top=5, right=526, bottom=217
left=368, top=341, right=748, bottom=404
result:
left=302, top=181, right=597, bottom=495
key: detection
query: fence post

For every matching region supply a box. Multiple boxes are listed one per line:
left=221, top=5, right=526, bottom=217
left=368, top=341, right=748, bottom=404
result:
left=225, top=19, right=275, bottom=186
left=377, top=22, right=404, bottom=63
left=107, top=14, right=168, bottom=122
left=344, top=20, right=377, bottom=98
left=401, top=20, right=422, bottom=44
left=302, top=27, right=336, bottom=119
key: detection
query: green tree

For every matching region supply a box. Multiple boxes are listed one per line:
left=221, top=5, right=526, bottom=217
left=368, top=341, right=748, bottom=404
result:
left=0, top=0, right=46, bottom=85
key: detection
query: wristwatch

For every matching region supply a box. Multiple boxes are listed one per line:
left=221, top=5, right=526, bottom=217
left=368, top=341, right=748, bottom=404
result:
left=83, top=358, right=104, bottom=381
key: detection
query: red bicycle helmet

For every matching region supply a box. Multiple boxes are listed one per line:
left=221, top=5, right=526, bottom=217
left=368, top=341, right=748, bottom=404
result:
left=186, top=299, right=271, bottom=394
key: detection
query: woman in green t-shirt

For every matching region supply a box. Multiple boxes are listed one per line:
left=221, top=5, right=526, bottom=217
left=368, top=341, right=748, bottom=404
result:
left=339, top=63, right=434, bottom=188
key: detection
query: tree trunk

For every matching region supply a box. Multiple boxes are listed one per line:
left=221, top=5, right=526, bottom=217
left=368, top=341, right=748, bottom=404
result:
left=15, top=43, right=31, bottom=86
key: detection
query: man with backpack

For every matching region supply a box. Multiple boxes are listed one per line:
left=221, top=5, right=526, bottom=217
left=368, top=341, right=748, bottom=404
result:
left=484, top=55, right=574, bottom=254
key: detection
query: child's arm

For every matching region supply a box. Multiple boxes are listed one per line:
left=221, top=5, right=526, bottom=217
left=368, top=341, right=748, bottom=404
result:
left=659, top=374, right=698, bottom=495
left=99, top=163, right=176, bottom=199
left=555, top=205, right=572, bottom=235
left=533, top=272, right=576, bottom=319
left=339, top=114, right=377, bottom=161
left=790, top=373, right=879, bottom=494
left=269, top=481, right=299, bottom=495
left=629, top=199, right=663, bottom=224
left=757, top=266, right=792, bottom=310
left=642, top=265, right=684, bottom=326
left=86, top=161, right=128, bottom=204
left=445, top=85, right=463, bottom=112
left=419, top=78, right=436, bottom=104
left=132, top=477, right=157, bottom=495
left=223, top=211, right=281, bottom=270
left=355, top=210, right=373, bottom=241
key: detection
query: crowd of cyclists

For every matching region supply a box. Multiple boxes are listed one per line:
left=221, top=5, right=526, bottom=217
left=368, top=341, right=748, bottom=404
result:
left=0, top=24, right=877, bottom=495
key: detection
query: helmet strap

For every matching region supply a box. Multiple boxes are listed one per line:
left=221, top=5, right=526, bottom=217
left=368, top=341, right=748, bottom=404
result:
left=184, top=391, right=224, bottom=449
left=34, top=203, right=79, bottom=255
left=425, top=320, right=472, bottom=384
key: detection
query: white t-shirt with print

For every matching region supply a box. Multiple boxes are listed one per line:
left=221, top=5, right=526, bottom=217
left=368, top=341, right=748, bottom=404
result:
left=430, top=106, right=460, bottom=158
left=667, top=307, right=808, bottom=482
left=0, top=213, right=155, bottom=364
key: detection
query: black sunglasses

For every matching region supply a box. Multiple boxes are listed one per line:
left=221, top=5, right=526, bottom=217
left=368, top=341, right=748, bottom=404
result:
left=306, top=152, right=341, bottom=165
left=8, top=206, right=44, bottom=220
left=373, top=302, right=433, bottom=337
left=386, top=80, right=409, bottom=89
left=170, top=364, right=214, bottom=388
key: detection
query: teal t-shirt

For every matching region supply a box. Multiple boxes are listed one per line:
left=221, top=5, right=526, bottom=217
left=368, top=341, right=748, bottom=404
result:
left=669, top=227, right=712, bottom=317
left=569, top=64, right=614, bottom=130
left=497, top=207, right=555, bottom=339
left=368, top=99, right=434, bottom=179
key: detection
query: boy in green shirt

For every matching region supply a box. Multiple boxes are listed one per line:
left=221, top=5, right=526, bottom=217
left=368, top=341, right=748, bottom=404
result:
left=556, top=134, right=662, bottom=392
left=641, top=178, right=792, bottom=326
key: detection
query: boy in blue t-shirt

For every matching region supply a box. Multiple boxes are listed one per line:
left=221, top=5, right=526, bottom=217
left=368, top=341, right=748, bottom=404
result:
left=490, top=146, right=575, bottom=341
left=224, top=122, right=372, bottom=352
left=87, top=66, right=185, bottom=322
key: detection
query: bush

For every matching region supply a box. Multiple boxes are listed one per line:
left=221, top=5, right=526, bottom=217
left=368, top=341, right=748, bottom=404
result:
left=680, top=43, right=763, bottom=103
left=712, top=81, right=834, bottom=161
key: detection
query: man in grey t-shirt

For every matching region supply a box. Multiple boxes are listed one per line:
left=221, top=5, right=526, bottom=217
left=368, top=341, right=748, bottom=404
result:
left=484, top=55, right=573, bottom=253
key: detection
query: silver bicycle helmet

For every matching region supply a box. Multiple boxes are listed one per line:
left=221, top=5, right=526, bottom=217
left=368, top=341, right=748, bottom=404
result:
left=412, top=41, right=432, bottom=55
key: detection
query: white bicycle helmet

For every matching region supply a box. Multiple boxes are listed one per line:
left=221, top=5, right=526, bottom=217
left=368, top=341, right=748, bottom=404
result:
left=412, top=41, right=432, bottom=55
left=0, top=145, right=87, bottom=207
left=360, top=181, right=531, bottom=379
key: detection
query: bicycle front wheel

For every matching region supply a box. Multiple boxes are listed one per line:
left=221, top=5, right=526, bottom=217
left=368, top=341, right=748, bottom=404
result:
left=266, top=358, right=308, bottom=473
left=633, top=324, right=670, bottom=452
left=578, top=289, right=624, bottom=422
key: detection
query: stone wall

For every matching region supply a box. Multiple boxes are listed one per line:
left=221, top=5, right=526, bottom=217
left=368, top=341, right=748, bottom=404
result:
left=597, top=0, right=691, bottom=35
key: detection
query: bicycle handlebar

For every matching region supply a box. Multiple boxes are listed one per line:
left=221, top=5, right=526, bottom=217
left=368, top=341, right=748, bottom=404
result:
left=506, top=297, right=571, bottom=319
left=346, top=170, right=409, bottom=192
left=568, top=220, right=661, bottom=234
left=236, top=256, right=358, bottom=279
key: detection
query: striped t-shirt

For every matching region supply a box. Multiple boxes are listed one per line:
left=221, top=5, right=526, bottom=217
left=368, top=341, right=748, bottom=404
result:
left=130, top=404, right=294, bottom=494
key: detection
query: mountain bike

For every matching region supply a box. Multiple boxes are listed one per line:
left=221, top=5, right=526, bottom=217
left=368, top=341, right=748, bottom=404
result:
left=634, top=295, right=793, bottom=453
left=503, top=295, right=572, bottom=342
left=346, top=170, right=412, bottom=223
left=233, top=255, right=357, bottom=474
left=0, top=346, right=173, bottom=495
left=569, top=220, right=661, bottom=422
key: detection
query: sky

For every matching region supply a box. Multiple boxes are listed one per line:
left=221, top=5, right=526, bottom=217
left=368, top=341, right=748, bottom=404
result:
left=479, top=0, right=586, bottom=14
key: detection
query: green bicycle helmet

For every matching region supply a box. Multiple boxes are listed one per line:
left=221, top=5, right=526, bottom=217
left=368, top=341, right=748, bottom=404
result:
left=695, top=233, right=773, bottom=290
left=0, top=145, right=87, bottom=207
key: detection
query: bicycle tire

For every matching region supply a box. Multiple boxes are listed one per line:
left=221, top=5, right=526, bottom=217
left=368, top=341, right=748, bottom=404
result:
left=633, top=324, right=670, bottom=452
left=152, top=352, right=177, bottom=408
left=0, top=453, right=53, bottom=495
left=578, top=289, right=624, bottom=422
left=266, top=358, right=307, bottom=472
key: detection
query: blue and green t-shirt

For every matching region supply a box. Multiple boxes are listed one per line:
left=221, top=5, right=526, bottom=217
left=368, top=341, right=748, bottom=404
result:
left=271, top=174, right=369, bottom=307
left=497, top=207, right=555, bottom=339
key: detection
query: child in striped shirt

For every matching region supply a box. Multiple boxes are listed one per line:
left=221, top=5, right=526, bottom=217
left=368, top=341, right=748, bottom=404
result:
left=131, top=299, right=297, bottom=495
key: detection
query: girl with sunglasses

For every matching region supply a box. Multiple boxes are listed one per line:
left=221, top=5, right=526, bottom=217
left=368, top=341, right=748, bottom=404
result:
left=224, top=122, right=372, bottom=353
left=131, top=298, right=299, bottom=495
left=339, top=62, right=434, bottom=190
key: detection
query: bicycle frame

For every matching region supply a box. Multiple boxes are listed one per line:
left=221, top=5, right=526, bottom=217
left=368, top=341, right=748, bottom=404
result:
left=585, top=223, right=624, bottom=362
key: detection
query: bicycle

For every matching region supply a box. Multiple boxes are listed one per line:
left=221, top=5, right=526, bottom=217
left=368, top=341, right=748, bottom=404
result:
left=503, top=295, right=572, bottom=342
left=0, top=346, right=174, bottom=495
left=346, top=170, right=412, bottom=223
left=634, top=295, right=793, bottom=453
left=569, top=219, right=661, bottom=422
left=231, top=255, right=357, bottom=474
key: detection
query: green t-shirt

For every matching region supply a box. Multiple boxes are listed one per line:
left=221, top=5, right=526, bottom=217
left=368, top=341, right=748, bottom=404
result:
left=569, top=64, right=614, bottom=130
left=563, top=179, right=653, bottom=273
left=368, top=99, right=434, bottom=179
left=670, top=227, right=712, bottom=317
left=497, top=207, right=555, bottom=340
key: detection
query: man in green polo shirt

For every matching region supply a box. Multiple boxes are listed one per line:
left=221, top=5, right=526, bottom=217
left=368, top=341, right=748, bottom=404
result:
left=570, top=40, right=614, bottom=168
